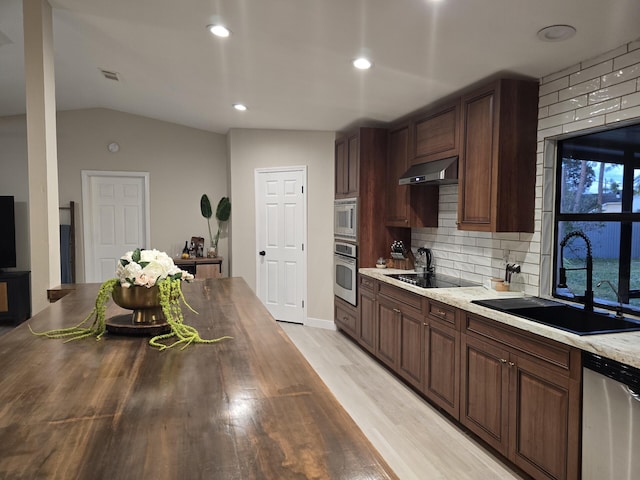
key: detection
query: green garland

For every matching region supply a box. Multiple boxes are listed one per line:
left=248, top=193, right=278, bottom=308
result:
left=31, top=278, right=231, bottom=350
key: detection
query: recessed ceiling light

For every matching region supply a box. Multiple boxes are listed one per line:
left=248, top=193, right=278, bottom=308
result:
left=208, top=24, right=231, bottom=37
left=233, top=103, right=247, bottom=111
left=537, top=24, right=576, bottom=42
left=353, top=57, right=372, bottom=70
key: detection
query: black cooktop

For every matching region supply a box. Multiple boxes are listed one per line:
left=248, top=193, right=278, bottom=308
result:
left=387, top=272, right=479, bottom=289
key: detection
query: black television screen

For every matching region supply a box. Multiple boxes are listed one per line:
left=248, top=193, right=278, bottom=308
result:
left=0, top=196, right=17, bottom=269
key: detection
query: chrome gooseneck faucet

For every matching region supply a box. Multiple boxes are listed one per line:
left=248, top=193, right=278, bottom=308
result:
left=558, top=230, right=593, bottom=312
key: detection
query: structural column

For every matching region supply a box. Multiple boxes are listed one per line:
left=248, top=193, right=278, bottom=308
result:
left=23, top=0, right=60, bottom=315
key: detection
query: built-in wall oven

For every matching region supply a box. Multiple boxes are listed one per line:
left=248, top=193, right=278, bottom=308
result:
left=334, top=197, right=357, bottom=241
left=334, top=241, right=357, bottom=306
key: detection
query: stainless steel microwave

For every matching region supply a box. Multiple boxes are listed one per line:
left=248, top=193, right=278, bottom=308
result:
left=334, top=197, right=357, bottom=240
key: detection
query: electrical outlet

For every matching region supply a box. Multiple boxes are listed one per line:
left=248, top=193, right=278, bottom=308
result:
left=503, top=249, right=510, bottom=263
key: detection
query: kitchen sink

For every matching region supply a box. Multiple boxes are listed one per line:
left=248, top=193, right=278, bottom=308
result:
left=472, top=297, right=640, bottom=335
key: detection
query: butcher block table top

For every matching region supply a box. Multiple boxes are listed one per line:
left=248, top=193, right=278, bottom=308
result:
left=0, top=278, right=397, bottom=480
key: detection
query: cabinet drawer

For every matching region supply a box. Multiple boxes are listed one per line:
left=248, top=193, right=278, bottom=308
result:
left=464, top=313, right=574, bottom=372
left=335, top=300, right=357, bottom=336
left=377, top=282, right=423, bottom=313
left=426, top=300, right=457, bottom=328
left=359, top=275, right=375, bottom=291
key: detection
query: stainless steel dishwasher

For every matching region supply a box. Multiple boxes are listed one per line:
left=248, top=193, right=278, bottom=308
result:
left=582, top=352, right=640, bottom=480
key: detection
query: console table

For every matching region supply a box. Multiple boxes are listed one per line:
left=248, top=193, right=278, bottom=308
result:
left=174, top=256, right=223, bottom=279
left=0, top=271, right=31, bottom=324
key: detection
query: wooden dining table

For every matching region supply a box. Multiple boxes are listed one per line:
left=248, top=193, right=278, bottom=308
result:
left=0, top=278, right=397, bottom=479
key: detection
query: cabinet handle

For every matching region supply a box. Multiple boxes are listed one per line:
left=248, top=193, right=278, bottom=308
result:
left=423, top=323, right=428, bottom=327
left=500, top=358, right=507, bottom=364
left=393, top=308, right=401, bottom=313
left=435, top=309, right=447, bottom=317
left=508, top=361, right=515, bottom=367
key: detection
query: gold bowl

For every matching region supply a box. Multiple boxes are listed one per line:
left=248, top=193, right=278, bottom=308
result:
left=112, top=284, right=166, bottom=325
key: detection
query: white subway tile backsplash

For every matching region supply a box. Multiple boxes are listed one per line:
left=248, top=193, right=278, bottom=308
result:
left=588, top=79, right=636, bottom=103
left=606, top=105, right=640, bottom=123
left=570, top=60, right=613, bottom=85
left=548, top=95, right=588, bottom=116
left=558, top=78, right=600, bottom=101
left=621, top=91, right=640, bottom=109
left=581, top=45, right=628, bottom=69
left=539, top=77, right=569, bottom=96
left=539, top=92, right=559, bottom=108
left=574, top=98, right=621, bottom=120
left=542, top=64, right=580, bottom=84
left=613, top=48, right=640, bottom=70
left=602, top=63, right=640, bottom=87
left=410, top=39, right=640, bottom=298
left=562, top=115, right=605, bottom=134
left=538, top=111, right=575, bottom=130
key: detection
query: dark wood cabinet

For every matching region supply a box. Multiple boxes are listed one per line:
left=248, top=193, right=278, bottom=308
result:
left=423, top=300, right=460, bottom=418
left=174, top=257, right=222, bottom=279
left=458, top=78, right=538, bottom=232
left=461, top=313, right=581, bottom=480
left=385, top=124, right=411, bottom=227
left=335, top=133, right=359, bottom=198
left=358, top=276, right=376, bottom=354
left=0, top=271, right=31, bottom=325
left=376, top=297, right=401, bottom=370
left=412, top=100, right=460, bottom=164
left=334, top=296, right=358, bottom=338
left=385, top=123, right=439, bottom=229
left=339, top=275, right=581, bottom=480
left=334, top=128, right=387, bottom=267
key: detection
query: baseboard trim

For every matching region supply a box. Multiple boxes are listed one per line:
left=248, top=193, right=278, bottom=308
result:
left=304, top=317, right=336, bottom=330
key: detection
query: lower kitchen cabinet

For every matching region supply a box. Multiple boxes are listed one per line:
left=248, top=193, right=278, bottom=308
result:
left=423, top=313, right=460, bottom=418
left=358, top=277, right=376, bottom=354
left=336, top=275, right=581, bottom=480
left=462, top=313, right=581, bottom=480
left=334, top=296, right=358, bottom=338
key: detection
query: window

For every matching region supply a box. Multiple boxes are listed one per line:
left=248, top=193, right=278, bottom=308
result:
left=554, top=123, right=640, bottom=315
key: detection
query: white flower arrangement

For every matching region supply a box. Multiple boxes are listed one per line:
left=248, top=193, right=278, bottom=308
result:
left=116, top=248, right=194, bottom=288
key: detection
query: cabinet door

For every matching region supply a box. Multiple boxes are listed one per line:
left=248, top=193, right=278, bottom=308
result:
left=376, top=299, right=400, bottom=370
left=510, top=354, right=574, bottom=480
left=358, top=290, right=376, bottom=354
left=335, top=297, right=358, bottom=338
left=398, top=309, right=424, bottom=388
left=413, top=102, right=459, bottom=164
left=461, top=334, right=510, bottom=456
left=423, top=319, right=459, bottom=418
left=346, top=134, right=359, bottom=196
left=335, top=137, right=347, bottom=196
left=385, top=124, right=411, bottom=227
left=458, top=85, right=495, bottom=230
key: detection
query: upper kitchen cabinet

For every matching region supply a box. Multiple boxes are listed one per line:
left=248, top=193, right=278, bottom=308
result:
left=385, top=123, right=438, bottom=228
left=412, top=100, right=460, bottom=165
left=458, top=78, right=538, bottom=232
left=335, top=128, right=388, bottom=266
left=335, top=132, right=359, bottom=198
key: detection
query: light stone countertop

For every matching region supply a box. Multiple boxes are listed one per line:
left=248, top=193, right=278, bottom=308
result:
left=361, top=268, right=640, bottom=369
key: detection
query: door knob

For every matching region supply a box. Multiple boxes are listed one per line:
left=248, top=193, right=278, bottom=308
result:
left=259, top=250, right=266, bottom=256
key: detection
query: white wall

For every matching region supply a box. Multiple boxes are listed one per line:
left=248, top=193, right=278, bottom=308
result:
left=228, top=128, right=335, bottom=324
left=411, top=38, right=640, bottom=297
left=0, top=108, right=229, bottom=284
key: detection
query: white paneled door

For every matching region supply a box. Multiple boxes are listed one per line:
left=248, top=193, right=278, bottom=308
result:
left=255, top=167, right=307, bottom=324
left=82, top=171, right=150, bottom=282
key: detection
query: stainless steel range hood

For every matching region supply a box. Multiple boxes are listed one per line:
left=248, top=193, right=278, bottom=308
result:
left=398, top=156, right=458, bottom=185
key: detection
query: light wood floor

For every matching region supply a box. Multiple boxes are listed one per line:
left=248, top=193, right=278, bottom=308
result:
left=280, top=322, right=525, bottom=480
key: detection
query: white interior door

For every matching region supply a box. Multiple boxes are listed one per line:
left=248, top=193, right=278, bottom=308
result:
left=255, top=167, right=306, bottom=324
left=82, top=171, right=150, bottom=282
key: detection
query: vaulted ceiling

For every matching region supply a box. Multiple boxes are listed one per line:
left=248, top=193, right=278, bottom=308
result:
left=1, top=0, right=639, bottom=134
